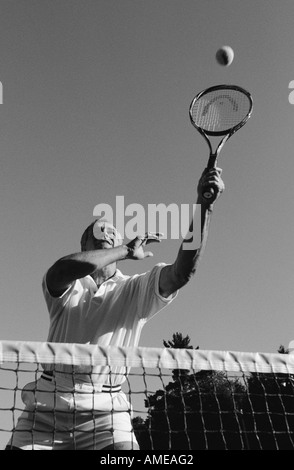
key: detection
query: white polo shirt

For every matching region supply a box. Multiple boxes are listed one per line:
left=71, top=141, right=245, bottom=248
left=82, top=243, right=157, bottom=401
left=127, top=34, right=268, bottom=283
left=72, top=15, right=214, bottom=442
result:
left=42, top=263, right=177, bottom=382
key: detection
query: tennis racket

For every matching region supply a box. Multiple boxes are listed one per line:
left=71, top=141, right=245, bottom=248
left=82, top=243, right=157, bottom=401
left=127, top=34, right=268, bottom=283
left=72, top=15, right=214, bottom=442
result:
left=189, top=84, right=253, bottom=199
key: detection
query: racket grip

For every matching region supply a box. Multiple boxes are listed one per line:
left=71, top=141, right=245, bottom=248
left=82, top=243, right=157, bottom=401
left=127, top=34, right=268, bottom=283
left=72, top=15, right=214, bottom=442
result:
left=202, top=187, right=215, bottom=200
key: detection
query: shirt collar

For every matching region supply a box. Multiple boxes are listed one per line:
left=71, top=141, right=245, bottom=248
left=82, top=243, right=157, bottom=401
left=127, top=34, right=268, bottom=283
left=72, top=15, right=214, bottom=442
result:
left=108, top=268, right=125, bottom=282
left=86, top=269, right=125, bottom=287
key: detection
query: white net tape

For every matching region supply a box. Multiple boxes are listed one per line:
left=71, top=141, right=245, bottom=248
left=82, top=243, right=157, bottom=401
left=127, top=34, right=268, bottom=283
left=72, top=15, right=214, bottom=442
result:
left=1, top=341, right=294, bottom=373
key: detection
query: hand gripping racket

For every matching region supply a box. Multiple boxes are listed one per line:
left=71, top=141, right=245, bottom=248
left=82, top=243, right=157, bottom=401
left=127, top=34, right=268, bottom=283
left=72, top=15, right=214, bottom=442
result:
left=189, top=84, right=253, bottom=199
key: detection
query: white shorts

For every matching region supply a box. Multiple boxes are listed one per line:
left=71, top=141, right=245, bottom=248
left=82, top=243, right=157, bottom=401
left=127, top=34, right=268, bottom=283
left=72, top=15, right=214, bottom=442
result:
left=7, top=373, right=138, bottom=450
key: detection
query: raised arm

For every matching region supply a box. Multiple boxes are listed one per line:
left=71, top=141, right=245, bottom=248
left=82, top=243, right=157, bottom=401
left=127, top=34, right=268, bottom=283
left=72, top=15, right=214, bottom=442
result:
left=159, top=167, right=225, bottom=298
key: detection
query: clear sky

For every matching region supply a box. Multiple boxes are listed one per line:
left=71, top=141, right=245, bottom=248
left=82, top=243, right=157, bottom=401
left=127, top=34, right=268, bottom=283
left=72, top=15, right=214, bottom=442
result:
left=1, top=0, right=294, bottom=355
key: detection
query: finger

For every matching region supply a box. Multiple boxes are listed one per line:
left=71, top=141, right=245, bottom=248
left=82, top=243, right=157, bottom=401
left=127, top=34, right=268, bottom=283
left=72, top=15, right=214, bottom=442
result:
left=144, top=232, right=164, bottom=244
left=145, top=232, right=164, bottom=238
left=203, top=181, right=225, bottom=194
left=202, top=177, right=220, bottom=187
left=205, top=168, right=222, bottom=178
left=215, top=167, right=223, bottom=175
left=202, top=170, right=224, bottom=182
left=136, top=232, right=163, bottom=240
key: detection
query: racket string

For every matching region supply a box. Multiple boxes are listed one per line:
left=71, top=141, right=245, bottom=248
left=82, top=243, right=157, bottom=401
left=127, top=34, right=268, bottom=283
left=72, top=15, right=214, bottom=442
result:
left=190, top=89, right=252, bottom=133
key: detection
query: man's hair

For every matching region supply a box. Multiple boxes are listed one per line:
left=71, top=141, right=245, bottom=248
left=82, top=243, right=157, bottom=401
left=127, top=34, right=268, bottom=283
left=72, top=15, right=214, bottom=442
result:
left=80, top=221, right=96, bottom=252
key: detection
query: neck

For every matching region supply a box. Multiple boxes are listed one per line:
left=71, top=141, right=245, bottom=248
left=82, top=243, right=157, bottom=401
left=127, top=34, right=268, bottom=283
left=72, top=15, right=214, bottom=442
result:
left=91, top=264, right=116, bottom=288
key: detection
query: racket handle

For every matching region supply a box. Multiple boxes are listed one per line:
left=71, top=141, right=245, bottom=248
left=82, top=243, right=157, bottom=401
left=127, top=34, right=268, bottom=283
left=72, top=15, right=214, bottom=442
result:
left=202, top=187, right=215, bottom=200
left=203, top=155, right=217, bottom=199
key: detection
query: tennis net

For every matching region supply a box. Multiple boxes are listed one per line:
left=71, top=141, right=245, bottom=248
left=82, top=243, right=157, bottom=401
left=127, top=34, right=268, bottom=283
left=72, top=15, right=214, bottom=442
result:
left=0, top=340, right=294, bottom=450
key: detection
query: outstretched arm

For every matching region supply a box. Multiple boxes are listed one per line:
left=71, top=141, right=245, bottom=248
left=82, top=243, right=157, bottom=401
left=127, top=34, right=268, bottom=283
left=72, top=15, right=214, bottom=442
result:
left=159, top=167, right=225, bottom=298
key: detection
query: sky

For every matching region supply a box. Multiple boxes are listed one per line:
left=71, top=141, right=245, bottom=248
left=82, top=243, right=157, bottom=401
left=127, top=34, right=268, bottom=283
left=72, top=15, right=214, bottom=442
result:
left=1, top=0, right=294, bottom=356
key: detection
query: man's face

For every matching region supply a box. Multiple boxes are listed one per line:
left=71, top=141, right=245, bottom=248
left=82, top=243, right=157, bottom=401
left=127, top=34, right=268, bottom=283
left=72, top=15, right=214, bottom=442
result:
left=90, top=220, right=123, bottom=250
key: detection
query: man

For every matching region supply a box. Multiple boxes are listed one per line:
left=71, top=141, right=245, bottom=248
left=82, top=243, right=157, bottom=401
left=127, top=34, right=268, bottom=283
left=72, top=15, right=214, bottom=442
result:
left=6, top=167, right=224, bottom=450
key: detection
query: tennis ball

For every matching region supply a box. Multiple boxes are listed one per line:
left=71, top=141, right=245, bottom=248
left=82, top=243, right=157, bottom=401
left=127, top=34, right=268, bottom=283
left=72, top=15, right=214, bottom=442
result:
left=216, top=46, right=234, bottom=66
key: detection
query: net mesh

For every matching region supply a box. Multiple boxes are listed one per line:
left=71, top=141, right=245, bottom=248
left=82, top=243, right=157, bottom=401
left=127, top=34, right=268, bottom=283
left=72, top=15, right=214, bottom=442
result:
left=190, top=88, right=252, bottom=133
left=1, top=341, right=294, bottom=450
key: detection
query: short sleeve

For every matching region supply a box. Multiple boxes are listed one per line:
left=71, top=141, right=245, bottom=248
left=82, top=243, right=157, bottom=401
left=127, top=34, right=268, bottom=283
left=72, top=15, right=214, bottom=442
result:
left=42, top=273, right=76, bottom=320
left=131, top=263, right=178, bottom=321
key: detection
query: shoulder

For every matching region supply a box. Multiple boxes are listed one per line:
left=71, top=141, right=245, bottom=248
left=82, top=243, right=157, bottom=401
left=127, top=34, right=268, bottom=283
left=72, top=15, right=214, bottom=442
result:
left=42, top=272, right=94, bottom=300
left=123, top=263, right=169, bottom=288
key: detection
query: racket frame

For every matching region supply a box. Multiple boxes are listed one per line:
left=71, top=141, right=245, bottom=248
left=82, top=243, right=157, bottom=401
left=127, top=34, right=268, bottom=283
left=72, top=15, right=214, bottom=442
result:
left=189, top=84, right=253, bottom=169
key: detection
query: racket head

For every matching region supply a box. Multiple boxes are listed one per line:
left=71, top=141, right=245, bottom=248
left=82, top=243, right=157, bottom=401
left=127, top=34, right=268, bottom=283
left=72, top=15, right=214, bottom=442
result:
left=189, top=84, right=253, bottom=137
left=189, top=85, right=253, bottom=200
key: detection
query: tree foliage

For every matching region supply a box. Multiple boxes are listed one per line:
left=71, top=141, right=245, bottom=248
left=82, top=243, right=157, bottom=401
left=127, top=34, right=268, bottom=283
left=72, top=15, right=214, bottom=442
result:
left=163, top=332, right=196, bottom=350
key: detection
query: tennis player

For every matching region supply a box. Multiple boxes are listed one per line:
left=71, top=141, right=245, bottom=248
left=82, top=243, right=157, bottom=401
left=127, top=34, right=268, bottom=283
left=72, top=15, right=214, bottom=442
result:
left=6, top=167, right=224, bottom=450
